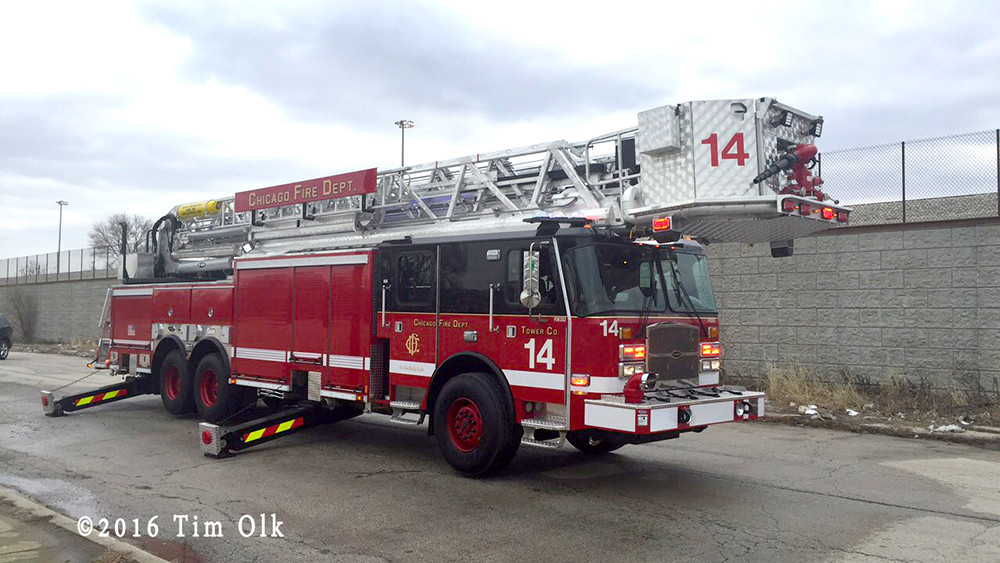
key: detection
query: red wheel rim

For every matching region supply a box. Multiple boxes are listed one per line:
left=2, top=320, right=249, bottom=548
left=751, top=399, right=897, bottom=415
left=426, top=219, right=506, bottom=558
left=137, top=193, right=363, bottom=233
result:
left=164, top=365, right=181, bottom=401
left=200, top=368, right=218, bottom=408
left=446, top=397, right=484, bottom=453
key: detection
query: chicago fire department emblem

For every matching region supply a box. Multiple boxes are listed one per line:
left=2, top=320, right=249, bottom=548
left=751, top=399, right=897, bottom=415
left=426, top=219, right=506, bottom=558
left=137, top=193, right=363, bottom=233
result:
left=405, top=333, right=420, bottom=356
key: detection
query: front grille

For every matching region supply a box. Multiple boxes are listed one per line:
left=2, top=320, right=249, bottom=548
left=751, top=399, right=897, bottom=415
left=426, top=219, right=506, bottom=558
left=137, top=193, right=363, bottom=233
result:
left=646, top=322, right=699, bottom=381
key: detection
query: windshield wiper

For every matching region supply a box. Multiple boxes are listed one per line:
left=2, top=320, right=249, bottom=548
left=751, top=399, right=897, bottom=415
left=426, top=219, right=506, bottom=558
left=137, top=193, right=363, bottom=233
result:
left=666, top=256, right=708, bottom=339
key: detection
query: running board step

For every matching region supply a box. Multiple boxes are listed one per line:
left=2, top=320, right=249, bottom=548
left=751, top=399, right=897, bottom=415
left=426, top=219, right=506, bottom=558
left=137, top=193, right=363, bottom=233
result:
left=389, top=400, right=421, bottom=412
left=390, top=411, right=425, bottom=426
left=521, top=415, right=568, bottom=430
left=521, top=434, right=565, bottom=449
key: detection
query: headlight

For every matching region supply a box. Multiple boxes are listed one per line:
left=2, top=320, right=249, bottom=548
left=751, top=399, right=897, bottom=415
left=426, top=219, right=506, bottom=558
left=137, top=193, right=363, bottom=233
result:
left=618, top=362, right=645, bottom=379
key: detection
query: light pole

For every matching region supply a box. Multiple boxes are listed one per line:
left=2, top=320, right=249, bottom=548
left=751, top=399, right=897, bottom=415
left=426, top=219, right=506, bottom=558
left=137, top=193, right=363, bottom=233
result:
left=394, top=119, right=414, bottom=167
left=56, top=200, right=68, bottom=276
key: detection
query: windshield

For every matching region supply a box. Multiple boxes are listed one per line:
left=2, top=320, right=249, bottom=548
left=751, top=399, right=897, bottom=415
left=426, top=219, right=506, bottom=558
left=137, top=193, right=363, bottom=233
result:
left=561, top=242, right=717, bottom=317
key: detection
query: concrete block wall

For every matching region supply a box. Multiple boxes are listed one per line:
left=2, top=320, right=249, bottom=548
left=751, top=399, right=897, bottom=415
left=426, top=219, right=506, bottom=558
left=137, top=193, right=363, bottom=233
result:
left=708, top=221, right=1000, bottom=392
left=0, top=278, right=116, bottom=343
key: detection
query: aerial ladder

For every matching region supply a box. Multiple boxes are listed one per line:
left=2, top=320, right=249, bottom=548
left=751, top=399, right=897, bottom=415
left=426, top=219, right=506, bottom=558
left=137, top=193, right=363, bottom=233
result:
left=120, top=97, right=845, bottom=282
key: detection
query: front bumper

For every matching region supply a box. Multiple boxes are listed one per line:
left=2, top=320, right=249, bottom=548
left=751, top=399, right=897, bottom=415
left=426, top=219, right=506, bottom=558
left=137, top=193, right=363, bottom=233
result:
left=583, top=386, right=764, bottom=435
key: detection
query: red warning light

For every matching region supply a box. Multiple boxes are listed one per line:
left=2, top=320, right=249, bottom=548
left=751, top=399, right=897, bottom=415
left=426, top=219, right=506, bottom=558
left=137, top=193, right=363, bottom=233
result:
left=652, top=216, right=672, bottom=232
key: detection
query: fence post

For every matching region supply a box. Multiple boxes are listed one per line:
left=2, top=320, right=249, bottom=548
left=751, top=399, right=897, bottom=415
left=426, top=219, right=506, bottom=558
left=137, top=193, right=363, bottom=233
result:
left=901, top=141, right=907, bottom=223
left=92, top=248, right=96, bottom=279
left=995, top=129, right=999, bottom=218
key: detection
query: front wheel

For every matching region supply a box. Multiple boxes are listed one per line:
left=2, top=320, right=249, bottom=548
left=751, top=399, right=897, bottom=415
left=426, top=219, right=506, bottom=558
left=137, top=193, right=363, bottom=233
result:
left=567, top=431, right=626, bottom=455
left=433, top=373, right=520, bottom=477
left=194, top=354, right=246, bottom=423
left=0, top=339, right=9, bottom=360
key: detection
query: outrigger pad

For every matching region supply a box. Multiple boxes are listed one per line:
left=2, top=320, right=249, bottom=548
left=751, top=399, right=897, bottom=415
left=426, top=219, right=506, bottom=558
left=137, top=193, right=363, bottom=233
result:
left=39, top=376, right=154, bottom=417
left=40, top=391, right=63, bottom=417
left=199, top=405, right=317, bottom=459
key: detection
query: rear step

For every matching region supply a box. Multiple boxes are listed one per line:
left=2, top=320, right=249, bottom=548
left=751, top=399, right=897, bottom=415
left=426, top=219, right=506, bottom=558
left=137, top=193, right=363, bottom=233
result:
left=41, top=375, right=156, bottom=417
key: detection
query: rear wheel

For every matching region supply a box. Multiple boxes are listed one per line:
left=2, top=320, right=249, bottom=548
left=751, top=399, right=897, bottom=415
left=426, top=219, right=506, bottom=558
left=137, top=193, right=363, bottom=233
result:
left=567, top=431, right=625, bottom=455
left=433, top=373, right=520, bottom=477
left=194, top=354, right=244, bottom=423
left=0, top=339, right=9, bottom=360
left=158, top=350, right=195, bottom=415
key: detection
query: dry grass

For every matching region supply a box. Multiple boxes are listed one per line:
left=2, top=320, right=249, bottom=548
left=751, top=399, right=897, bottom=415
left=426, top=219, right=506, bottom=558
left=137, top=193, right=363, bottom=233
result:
left=739, top=364, right=1000, bottom=424
left=764, top=364, right=870, bottom=412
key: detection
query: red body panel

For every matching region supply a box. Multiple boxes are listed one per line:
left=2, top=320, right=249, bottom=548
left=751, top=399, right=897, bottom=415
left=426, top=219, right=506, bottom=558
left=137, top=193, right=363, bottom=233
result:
left=291, top=266, right=330, bottom=362
left=328, top=263, right=371, bottom=390
left=111, top=295, right=152, bottom=345
left=234, top=268, right=293, bottom=383
left=151, top=288, right=191, bottom=324
left=191, top=286, right=233, bottom=325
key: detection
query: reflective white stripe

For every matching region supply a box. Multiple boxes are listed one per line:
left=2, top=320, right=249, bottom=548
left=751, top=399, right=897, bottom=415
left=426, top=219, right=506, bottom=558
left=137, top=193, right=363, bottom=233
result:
left=234, top=347, right=287, bottom=362
left=699, top=371, right=720, bottom=387
left=328, top=354, right=365, bottom=370
left=236, top=254, right=368, bottom=270
left=113, top=339, right=149, bottom=347
left=757, top=397, right=765, bottom=417
left=320, top=389, right=359, bottom=401
left=650, top=408, right=678, bottom=432
left=232, top=378, right=291, bottom=391
left=584, top=403, right=636, bottom=432
left=114, top=288, right=153, bottom=297
left=504, top=369, right=564, bottom=391
left=389, top=360, right=435, bottom=377
left=364, top=357, right=371, bottom=370
left=573, top=376, right=624, bottom=393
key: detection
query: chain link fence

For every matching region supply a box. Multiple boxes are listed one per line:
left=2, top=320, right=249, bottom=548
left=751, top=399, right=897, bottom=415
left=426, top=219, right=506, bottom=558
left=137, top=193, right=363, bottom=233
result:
left=819, top=129, right=1000, bottom=225
left=0, top=247, right=118, bottom=286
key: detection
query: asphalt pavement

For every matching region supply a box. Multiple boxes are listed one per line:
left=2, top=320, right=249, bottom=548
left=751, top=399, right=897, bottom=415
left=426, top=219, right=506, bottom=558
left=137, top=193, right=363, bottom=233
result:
left=0, top=351, right=998, bottom=562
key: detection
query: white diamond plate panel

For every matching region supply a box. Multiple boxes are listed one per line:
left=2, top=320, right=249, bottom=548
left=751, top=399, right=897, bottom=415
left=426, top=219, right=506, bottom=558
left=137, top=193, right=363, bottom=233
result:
left=691, top=99, right=759, bottom=198
left=638, top=103, right=697, bottom=205
left=637, top=105, right=681, bottom=156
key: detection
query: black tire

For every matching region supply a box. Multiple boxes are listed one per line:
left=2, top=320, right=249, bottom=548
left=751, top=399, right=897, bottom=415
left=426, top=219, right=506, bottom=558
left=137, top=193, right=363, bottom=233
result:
left=262, top=396, right=291, bottom=409
left=433, top=373, right=520, bottom=477
left=158, top=350, right=195, bottom=415
left=0, top=339, right=9, bottom=360
left=194, top=354, right=244, bottom=423
left=567, top=431, right=626, bottom=455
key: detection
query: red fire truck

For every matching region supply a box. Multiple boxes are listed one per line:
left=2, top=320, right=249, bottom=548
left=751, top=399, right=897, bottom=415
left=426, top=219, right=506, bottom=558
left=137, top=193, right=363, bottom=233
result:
left=40, top=98, right=848, bottom=475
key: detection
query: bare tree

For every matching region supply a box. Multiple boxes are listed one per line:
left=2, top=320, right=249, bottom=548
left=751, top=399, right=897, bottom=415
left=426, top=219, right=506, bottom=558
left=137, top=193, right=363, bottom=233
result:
left=87, top=213, right=154, bottom=256
left=19, top=259, right=48, bottom=277
left=6, top=285, right=39, bottom=340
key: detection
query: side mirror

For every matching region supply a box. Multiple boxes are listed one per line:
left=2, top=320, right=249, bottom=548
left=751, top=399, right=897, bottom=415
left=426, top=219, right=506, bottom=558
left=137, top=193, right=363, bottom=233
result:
left=519, top=250, right=542, bottom=309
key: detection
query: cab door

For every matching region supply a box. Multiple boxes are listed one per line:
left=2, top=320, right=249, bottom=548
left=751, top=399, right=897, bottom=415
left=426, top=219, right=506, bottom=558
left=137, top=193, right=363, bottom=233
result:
left=376, top=246, right=438, bottom=391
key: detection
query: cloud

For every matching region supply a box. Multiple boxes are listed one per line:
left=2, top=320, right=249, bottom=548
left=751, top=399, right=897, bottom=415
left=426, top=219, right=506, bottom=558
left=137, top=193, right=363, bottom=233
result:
left=1, top=0, right=999, bottom=260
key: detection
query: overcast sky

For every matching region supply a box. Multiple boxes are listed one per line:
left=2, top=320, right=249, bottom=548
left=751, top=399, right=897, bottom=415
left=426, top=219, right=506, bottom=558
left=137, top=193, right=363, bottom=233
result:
left=2, top=0, right=998, bottom=258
